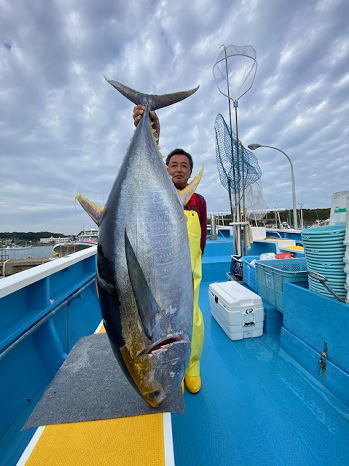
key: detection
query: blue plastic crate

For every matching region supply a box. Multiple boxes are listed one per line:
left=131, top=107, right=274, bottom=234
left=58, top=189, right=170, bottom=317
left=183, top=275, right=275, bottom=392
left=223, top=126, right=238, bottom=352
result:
left=255, top=258, right=308, bottom=311
left=242, top=256, right=260, bottom=292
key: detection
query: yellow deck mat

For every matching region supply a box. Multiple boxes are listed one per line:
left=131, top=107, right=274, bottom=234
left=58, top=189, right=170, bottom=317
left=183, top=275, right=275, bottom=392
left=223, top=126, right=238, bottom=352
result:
left=25, top=415, right=165, bottom=466
left=24, top=325, right=167, bottom=466
left=263, top=238, right=294, bottom=241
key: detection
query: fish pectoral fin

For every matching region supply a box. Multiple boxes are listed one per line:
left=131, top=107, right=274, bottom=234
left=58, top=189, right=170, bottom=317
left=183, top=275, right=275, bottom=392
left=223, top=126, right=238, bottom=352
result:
left=125, top=231, right=161, bottom=341
left=76, top=193, right=105, bottom=226
left=177, top=167, right=204, bottom=206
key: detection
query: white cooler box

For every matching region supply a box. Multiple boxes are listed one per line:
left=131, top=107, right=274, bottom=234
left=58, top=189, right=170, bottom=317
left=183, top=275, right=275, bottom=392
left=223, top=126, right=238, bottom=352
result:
left=209, top=281, right=264, bottom=341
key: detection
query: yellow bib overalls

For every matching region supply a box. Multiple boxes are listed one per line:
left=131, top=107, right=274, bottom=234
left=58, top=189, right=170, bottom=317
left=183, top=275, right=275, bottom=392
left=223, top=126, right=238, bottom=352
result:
left=184, top=210, right=204, bottom=377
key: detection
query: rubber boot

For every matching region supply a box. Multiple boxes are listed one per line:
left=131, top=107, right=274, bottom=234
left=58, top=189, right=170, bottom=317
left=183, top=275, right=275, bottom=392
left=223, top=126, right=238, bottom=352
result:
left=184, top=375, right=201, bottom=394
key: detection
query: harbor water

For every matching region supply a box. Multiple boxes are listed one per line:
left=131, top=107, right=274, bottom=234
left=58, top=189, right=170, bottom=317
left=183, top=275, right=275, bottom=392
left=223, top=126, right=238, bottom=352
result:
left=0, top=245, right=54, bottom=260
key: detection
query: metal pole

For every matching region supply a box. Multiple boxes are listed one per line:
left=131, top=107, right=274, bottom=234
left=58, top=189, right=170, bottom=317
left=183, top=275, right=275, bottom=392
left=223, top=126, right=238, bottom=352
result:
left=248, top=144, right=298, bottom=229
left=233, top=102, right=242, bottom=255
left=266, top=146, right=298, bottom=229
left=211, top=214, right=217, bottom=239
left=223, top=45, right=241, bottom=254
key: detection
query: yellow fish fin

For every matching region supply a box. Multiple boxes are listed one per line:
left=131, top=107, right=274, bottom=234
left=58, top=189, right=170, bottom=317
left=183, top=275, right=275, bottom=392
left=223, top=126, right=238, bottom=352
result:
left=75, top=193, right=105, bottom=226
left=177, top=168, right=204, bottom=206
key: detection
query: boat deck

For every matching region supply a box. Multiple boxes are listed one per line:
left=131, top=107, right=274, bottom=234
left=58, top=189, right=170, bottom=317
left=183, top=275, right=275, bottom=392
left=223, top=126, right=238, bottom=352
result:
left=172, top=281, right=349, bottom=466
left=5, top=241, right=349, bottom=465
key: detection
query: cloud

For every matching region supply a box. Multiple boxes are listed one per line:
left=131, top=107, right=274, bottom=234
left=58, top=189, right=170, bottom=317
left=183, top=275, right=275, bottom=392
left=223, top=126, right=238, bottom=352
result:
left=1, top=0, right=349, bottom=233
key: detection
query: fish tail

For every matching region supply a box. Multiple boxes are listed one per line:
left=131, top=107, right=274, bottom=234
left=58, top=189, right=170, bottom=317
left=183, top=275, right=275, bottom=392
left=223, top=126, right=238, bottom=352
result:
left=104, top=78, right=199, bottom=111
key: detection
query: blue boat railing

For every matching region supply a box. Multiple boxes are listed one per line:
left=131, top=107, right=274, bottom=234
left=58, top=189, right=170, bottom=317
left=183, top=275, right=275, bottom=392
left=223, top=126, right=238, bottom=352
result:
left=0, top=247, right=101, bottom=465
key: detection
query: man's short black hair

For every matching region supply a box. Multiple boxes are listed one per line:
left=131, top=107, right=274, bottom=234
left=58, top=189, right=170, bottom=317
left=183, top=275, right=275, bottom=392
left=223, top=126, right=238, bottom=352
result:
left=166, top=148, right=193, bottom=171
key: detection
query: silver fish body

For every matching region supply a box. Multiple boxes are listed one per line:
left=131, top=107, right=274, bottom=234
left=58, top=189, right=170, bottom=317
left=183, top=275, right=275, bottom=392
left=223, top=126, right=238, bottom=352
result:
left=97, top=82, right=198, bottom=407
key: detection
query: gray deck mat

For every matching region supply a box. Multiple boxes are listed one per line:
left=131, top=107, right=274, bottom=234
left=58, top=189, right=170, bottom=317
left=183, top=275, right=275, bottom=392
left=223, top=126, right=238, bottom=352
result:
left=24, top=333, right=184, bottom=429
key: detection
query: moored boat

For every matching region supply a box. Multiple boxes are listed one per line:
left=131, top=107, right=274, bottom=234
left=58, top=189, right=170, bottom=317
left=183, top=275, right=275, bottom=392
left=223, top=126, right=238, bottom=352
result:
left=52, top=241, right=96, bottom=258
left=52, top=228, right=98, bottom=258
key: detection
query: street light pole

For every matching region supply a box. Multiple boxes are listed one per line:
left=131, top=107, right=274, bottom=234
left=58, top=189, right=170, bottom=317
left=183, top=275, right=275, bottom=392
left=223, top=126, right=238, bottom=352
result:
left=299, top=203, right=304, bottom=229
left=248, top=143, right=298, bottom=229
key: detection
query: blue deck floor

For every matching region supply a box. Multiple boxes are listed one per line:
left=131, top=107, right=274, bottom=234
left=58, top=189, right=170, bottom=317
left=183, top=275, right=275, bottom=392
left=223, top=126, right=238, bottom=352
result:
left=172, top=281, right=349, bottom=466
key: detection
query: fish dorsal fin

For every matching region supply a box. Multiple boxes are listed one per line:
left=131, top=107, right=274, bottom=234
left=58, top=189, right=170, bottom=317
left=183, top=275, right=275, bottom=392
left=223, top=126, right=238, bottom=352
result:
left=177, top=168, right=204, bottom=206
left=76, top=193, right=105, bottom=226
left=125, top=231, right=161, bottom=341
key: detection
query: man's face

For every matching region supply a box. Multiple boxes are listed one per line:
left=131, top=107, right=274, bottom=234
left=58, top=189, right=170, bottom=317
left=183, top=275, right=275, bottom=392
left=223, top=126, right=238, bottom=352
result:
left=167, top=154, right=192, bottom=190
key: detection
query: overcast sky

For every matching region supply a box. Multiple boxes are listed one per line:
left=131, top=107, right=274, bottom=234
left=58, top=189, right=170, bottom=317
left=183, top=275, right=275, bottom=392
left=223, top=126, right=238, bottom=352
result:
left=1, top=0, right=348, bottom=234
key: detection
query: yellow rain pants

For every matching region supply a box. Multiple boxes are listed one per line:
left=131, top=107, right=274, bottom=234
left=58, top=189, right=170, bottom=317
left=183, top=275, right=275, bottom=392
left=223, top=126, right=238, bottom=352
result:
left=184, top=210, right=204, bottom=377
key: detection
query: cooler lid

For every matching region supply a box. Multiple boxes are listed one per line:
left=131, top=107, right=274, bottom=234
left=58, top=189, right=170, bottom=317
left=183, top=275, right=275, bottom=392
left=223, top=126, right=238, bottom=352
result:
left=209, top=281, right=262, bottom=310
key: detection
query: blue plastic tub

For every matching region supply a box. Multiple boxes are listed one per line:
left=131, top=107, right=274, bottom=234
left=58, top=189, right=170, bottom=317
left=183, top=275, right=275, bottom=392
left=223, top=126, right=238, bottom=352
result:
left=301, top=224, right=346, bottom=239
left=302, top=224, right=346, bottom=298
left=242, top=256, right=260, bottom=292
left=255, top=258, right=308, bottom=311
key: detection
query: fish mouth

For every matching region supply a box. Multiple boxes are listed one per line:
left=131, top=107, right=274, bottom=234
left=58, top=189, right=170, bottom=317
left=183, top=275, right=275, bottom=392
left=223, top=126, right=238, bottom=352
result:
left=143, top=389, right=166, bottom=408
left=141, top=334, right=187, bottom=355
left=137, top=334, right=188, bottom=407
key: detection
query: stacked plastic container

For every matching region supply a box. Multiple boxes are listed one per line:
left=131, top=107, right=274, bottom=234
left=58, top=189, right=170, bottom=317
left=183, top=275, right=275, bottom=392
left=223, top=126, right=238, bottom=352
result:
left=345, top=195, right=349, bottom=302
left=302, top=225, right=346, bottom=301
left=255, top=258, right=308, bottom=311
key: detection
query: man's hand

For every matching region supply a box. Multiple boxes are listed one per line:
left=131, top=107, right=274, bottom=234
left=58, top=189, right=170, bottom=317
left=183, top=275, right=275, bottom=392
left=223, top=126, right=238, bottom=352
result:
left=133, top=105, right=160, bottom=141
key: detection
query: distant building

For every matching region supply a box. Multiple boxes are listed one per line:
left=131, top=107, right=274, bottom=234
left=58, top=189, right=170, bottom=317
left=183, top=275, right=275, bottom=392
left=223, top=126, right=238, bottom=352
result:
left=39, top=236, right=72, bottom=244
left=0, top=238, right=13, bottom=246
left=76, top=228, right=98, bottom=243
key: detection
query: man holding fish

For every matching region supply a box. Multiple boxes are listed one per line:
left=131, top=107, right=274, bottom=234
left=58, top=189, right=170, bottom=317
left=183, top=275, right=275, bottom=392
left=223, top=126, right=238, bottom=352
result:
left=133, top=105, right=206, bottom=394
left=78, top=80, right=204, bottom=407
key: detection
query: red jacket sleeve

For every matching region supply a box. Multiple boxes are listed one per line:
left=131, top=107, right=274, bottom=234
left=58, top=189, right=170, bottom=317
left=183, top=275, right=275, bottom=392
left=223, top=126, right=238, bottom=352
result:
left=197, top=195, right=207, bottom=254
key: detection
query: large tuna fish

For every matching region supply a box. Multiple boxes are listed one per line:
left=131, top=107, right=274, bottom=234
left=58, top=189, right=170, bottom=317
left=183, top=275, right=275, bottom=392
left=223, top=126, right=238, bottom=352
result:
left=77, top=79, right=201, bottom=407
